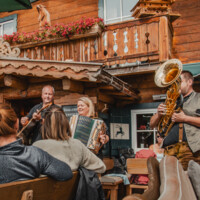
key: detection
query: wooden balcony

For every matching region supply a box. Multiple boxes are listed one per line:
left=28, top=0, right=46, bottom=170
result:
left=16, top=15, right=173, bottom=68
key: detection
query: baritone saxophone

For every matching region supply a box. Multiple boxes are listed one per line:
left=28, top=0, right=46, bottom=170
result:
left=154, top=59, right=183, bottom=137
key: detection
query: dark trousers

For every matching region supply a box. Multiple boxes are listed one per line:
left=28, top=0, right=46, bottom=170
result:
left=164, top=142, right=200, bottom=170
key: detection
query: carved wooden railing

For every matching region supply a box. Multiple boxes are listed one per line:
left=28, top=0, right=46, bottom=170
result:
left=16, top=16, right=172, bottom=66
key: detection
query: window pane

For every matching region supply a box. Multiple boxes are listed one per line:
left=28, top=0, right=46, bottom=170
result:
left=122, top=0, right=137, bottom=17
left=106, top=0, right=120, bottom=21
left=3, top=21, right=14, bottom=35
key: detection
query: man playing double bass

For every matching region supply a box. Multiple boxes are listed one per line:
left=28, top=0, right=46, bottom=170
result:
left=20, top=85, right=55, bottom=144
left=150, top=71, right=200, bottom=170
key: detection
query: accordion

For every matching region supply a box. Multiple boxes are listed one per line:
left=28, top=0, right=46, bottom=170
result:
left=69, top=115, right=106, bottom=154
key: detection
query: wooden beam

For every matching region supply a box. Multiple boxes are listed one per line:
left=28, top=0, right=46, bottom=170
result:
left=54, top=93, right=97, bottom=106
left=84, top=88, right=98, bottom=97
left=101, top=90, right=127, bottom=96
left=99, top=85, right=115, bottom=90
left=3, top=89, right=41, bottom=100
left=62, top=79, right=83, bottom=93
left=114, top=96, right=137, bottom=101
left=4, top=75, right=28, bottom=90
left=94, top=69, right=139, bottom=99
left=98, top=93, right=115, bottom=104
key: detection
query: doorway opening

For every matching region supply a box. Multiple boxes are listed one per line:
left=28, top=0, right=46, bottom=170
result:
left=8, top=97, right=41, bottom=119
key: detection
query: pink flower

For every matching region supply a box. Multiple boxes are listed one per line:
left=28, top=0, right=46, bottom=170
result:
left=2, top=17, right=105, bottom=44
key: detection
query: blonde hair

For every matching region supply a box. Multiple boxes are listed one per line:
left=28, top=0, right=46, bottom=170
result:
left=0, top=104, right=17, bottom=136
left=42, top=106, right=71, bottom=140
left=78, top=97, right=95, bottom=118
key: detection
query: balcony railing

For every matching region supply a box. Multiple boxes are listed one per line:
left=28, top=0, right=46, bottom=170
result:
left=16, top=16, right=172, bottom=66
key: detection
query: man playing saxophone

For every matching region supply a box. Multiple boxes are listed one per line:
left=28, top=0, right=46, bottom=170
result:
left=150, top=70, right=200, bottom=170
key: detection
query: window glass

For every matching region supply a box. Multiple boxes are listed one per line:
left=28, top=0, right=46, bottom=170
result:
left=106, top=0, right=120, bottom=21
left=103, top=0, right=138, bottom=24
left=122, top=0, right=135, bottom=17
left=3, top=21, right=14, bottom=35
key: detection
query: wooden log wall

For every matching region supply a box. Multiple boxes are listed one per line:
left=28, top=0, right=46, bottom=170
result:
left=172, top=0, right=200, bottom=63
left=0, top=78, right=110, bottom=115
left=0, top=0, right=99, bottom=33
left=16, top=16, right=171, bottom=66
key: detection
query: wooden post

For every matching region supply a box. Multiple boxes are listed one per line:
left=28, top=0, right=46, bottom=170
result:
left=159, top=16, right=171, bottom=61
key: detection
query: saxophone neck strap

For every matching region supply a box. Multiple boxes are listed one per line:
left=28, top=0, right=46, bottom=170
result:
left=179, top=123, right=183, bottom=142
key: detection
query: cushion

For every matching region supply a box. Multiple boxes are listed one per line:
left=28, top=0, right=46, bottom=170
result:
left=188, top=160, right=200, bottom=199
left=159, top=156, right=196, bottom=200
left=100, top=176, right=122, bottom=184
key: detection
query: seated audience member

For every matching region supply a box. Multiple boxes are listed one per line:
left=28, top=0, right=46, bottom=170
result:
left=149, top=134, right=164, bottom=162
left=0, top=104, right=73, bottom=184
left=33, top=106, right=106, bottom=173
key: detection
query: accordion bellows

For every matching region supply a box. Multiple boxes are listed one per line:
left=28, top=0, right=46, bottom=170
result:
left=69, top=115, right=105, bottom=154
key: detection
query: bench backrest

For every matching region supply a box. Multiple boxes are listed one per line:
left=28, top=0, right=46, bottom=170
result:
left=0, top=171, right=79, bottom=200
left=126, top=158, right=148, bottom=174
left=103, top=157, right=114, bottom=171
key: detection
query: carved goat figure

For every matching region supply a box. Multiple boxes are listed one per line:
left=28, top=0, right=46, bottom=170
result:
left=37, top=4, right=51, bottom=30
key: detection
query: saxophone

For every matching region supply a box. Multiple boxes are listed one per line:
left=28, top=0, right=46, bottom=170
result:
left=154, top=59, right=183, bottom=137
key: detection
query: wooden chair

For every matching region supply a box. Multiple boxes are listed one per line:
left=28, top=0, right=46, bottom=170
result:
left=126, top=158, right=148, bottom=195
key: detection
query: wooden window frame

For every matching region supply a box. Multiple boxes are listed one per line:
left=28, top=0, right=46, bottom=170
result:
left=131, top=108, right=157, bottom=153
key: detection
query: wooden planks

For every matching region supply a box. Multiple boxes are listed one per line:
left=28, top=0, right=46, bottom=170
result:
left=171, top=0, right=200, bottom=63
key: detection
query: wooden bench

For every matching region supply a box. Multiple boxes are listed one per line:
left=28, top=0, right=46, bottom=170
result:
left=0, top=171, right=79, bottom=200
left=100, top=157, right=124, bottom=200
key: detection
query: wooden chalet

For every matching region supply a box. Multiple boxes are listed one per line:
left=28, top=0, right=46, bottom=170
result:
left=0, top=0, right=200, bottom=155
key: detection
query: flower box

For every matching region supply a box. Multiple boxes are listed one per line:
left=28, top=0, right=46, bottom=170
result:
left=12, top=24, right=103, bottom=49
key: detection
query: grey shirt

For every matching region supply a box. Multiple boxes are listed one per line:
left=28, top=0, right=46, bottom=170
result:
left=33, top=138, right=106, bottom=173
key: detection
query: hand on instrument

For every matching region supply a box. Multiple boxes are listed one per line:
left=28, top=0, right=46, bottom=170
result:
left=20, top=116, right=29, bottom=126
left=171, top=111, right=186, bottom=122
left=32, top=110, right=42, bottom=121
left=157, top=103, right=166, bottom=117
left=99, top=131, right=109, bottom=144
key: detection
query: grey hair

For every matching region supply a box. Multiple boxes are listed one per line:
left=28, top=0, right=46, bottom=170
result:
left=42, top=85, right=55, bottom=94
